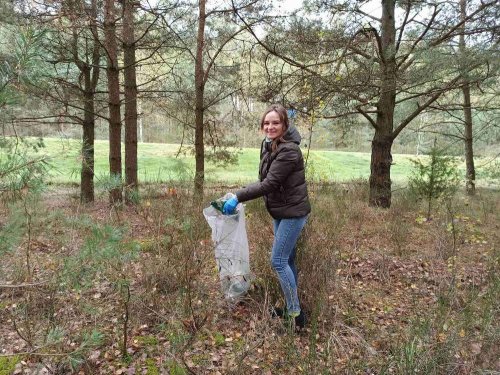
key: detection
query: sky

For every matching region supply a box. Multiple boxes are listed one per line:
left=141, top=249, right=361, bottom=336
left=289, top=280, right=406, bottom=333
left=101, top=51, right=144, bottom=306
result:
left=276, top=0, right=383, bottom=17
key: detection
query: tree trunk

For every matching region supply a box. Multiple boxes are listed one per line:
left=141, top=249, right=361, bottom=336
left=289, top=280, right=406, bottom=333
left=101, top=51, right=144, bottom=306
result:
left=369, top=0, right=396, bottom=208
left=462, top=83, right=475, bottom=195
left=104, top=0, right=122, bottom=204
left=369, top=133, right=394, bottom=208
left=80, top=0, right=100, bottom=203
left=194, top=0, right=206, bottom=197
left=81, top=69, right=95, bottom=203
left=460, top=0, right=475, bottom=195
left=123, top=0, right=138, bottom=203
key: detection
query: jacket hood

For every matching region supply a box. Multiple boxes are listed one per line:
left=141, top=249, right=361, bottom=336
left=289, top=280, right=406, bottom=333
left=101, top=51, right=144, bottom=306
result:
left=284, top=126, right=301, bottom=145
left=262, top=126, right=302, bottom=154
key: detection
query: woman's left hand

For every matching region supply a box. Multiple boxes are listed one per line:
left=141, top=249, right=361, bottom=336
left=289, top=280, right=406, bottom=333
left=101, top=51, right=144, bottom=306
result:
left=222, top=196, right=238, bottom=215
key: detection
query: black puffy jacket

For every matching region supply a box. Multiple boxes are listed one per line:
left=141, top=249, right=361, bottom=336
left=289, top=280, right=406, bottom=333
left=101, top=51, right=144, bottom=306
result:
left=236, top=127, right=311, bottom=219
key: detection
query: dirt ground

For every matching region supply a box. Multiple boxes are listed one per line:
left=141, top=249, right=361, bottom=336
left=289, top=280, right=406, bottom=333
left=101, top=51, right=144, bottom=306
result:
left=0, top=184, right=499, bottom=374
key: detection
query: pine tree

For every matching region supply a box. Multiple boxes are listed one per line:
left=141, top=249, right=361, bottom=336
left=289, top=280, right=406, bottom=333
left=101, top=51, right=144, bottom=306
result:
left=409, top=140, right=460, bottom=219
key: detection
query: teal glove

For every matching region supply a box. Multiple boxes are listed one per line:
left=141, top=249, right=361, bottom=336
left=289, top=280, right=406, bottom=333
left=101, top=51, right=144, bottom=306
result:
left=222, top=196, right=238, bottom=215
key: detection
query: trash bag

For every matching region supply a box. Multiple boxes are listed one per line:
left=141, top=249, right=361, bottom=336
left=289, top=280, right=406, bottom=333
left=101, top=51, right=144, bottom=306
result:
left=203, top=193, right=251, bottom=299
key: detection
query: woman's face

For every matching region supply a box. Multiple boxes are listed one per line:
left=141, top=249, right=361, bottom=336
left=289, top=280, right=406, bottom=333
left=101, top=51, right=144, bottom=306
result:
left=262, top=111, right=285, bottom=140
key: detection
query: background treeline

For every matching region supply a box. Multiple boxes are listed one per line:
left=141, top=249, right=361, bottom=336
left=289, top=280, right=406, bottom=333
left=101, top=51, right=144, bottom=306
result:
left=0, top=0, right=499, bottom=206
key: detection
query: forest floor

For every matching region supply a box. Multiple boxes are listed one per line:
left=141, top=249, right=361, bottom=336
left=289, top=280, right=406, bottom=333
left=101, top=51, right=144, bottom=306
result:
left=0, top=182, right=499, bottom=374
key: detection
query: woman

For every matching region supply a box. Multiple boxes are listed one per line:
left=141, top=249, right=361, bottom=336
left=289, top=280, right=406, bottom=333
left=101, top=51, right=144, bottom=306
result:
left=223, top=104, right=311, bottom=328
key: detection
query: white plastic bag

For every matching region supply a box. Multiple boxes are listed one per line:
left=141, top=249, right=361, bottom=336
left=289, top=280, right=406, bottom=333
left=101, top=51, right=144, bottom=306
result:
left=203, top=193, right=251, bottom=299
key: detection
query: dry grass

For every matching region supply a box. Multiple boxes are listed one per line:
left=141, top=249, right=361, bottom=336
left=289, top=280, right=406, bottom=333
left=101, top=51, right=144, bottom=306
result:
left=0, top=182, right=498, bottom=374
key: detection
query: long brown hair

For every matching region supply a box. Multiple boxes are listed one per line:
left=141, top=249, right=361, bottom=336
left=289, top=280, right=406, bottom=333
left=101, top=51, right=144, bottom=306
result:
left=260, top=104, right=289, bottom=152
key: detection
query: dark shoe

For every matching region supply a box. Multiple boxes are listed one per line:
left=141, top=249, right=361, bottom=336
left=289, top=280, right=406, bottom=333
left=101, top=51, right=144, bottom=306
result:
left=270, top=306, right=285, bottom=318
left=294, top=310, right=306, bottom=329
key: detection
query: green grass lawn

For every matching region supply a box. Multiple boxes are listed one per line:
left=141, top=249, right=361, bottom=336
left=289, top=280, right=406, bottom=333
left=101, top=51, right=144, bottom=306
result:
left=13, top=137, right=496, bottom=188
left=25, top=138, right=415, bottom=185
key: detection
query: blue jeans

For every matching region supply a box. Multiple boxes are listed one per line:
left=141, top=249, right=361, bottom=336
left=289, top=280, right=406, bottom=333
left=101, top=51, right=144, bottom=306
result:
left=271, top=215, right=308, bottom=315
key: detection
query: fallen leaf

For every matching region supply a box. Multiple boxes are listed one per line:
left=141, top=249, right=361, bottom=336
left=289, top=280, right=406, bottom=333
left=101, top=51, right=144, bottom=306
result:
left=470, top=342, right=482, bottom=355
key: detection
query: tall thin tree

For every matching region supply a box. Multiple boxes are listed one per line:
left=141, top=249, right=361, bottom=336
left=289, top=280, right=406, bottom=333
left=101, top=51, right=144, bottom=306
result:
left=459, top=0, right=475, bottom=196
left=193, top=0, right=206, bottom=197
left=80, top=0, right=101, bottom=203
left=104, top=0, right=122, bottom=203
left=123, top=0, right=138, bottom=203
left=190, top=0, right=261, bottom=197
